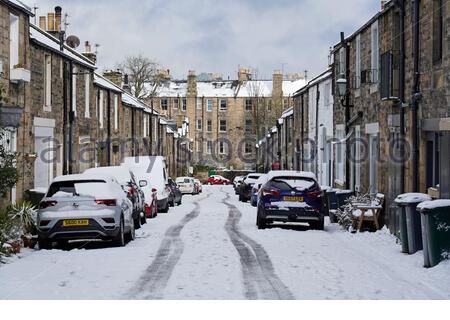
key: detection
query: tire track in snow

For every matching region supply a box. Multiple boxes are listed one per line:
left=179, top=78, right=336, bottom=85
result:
left=126, top=193, right=211, bottom=299
left=223, top=193, right=294, bottom=300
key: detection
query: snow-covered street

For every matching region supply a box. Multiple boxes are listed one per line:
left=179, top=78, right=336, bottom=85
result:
left=0, top=186, right=449, bottom=300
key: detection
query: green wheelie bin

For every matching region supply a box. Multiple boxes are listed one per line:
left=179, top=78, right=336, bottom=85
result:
left=394, top=193, right=431, bottom=254
left=417, top=200, right=450, bottom=268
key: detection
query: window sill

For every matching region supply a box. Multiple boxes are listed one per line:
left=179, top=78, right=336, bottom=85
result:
left=43, top=105, right=52, bottom=112
left=370, top=83, right=379, bottom=94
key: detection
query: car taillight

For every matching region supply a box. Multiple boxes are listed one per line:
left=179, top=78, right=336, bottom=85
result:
left=39, top=201, right=57, bottom=209
left=307, top=190, right=323, bottom=199
left=95, top=199, right=117, bottom=206
left=261, top=188, right=280, bottom=197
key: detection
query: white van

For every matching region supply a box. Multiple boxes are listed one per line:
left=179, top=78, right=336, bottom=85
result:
left=121, top=156, right=171, bottom=213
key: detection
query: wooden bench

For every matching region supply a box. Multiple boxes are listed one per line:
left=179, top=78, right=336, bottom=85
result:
left=351, top=194, right=385, bottom=232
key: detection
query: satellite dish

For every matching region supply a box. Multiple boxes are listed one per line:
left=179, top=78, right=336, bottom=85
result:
left=66, top=35, right=80, bottom=49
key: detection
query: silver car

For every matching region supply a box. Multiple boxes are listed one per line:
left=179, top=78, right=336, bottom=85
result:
left=37, top=174, right=135, bottom=249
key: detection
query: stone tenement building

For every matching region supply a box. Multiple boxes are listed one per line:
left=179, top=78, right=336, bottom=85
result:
left=147, top=69, right=306, bottom=170
left=0, top=3, right=189, bottom=208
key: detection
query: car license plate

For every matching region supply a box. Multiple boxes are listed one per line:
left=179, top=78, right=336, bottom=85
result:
left=284, top=196, right=304, bottom=202
left=63, top=219, right=89, bottom=227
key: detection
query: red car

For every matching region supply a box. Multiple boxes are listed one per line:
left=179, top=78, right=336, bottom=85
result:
left=206, top=175, right=231, bottom=185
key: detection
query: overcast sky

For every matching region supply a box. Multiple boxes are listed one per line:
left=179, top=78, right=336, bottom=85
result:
left=27, top=0, right=381, bottom=80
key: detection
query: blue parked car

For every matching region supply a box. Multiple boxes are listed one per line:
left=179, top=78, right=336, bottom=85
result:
left=256, top=171, right=325, bottom=230
left=250, top=174, right=268, bottom=207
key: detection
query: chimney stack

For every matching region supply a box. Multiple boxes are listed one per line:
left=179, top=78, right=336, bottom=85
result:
left=82, top=41, right=97, bottom=64
left=103, top=70, right=123, bottom=88
left=46, top=6, right=63, bottom=39
left=381, top=0, right=387, bottom=10
left=39, top=16, right=46, bottom=30
left=238, top=67, right=251, bottom=83
left=187, top=70, right=197, bottom=97
left=123, top=74, right=131, bottom=94
left=272, top=70, right=284, bottom=116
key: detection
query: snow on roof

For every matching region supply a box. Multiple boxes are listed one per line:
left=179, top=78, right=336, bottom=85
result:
left=122, top=91, right=149, bottom=112
left=271, top=126, right=278, bottom=133
left=94, top=73, right=122, bottom=93
left=8, top=0, right=33, bottom=15
left=150, top=78, right=307, bottom=98
left=266, top=170, right=317, bottom=181
left=281, top=107, right=294, bottom=119
left=417, top=200, right=450, bottom=211
left=293, top=69, right=332, bottom=96
left=30, top=25, right=95, bottom=69
left=160, top=118, right=168, bottom=125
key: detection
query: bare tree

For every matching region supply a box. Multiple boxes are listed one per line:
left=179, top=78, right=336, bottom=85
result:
left=117, top=55, right=160, bottom=99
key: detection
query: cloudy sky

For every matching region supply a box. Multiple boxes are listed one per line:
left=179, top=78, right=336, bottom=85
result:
left=27, top=0, right=381, bottom=79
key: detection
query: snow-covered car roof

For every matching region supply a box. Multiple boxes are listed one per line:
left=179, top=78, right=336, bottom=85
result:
left=266, top=170, right=317, bottom=181
left=84, top=167, right=132, bottom=185
left=51, top=173, right=117, bottom=183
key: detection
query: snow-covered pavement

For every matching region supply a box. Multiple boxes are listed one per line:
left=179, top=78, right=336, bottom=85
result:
left=0, top=186, right=449, bottom=300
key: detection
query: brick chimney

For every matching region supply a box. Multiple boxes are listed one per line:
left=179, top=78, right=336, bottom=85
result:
left=103, top=70, right=123, bottom=88
left=272, top=70, right=284, bottom=116
left=123, top=74, right=132, bottom=94
left=187, top=70, right=197, bottom=97
left=238, top=67, right=251, bottom=83
left=82, top=41, right=97, bottom=64
left=43, top=6, right=62, bottom=38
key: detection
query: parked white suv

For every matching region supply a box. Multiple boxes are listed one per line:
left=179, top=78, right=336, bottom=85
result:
left=36, top=174, right=135, bottom=249
left=176, top=177, right=196, bottom=194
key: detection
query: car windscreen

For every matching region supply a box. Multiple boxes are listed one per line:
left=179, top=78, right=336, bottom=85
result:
left=269, top=177, right=317, bottom=191
left=47, top=180, right=107, bottom=197
left=247, top=175, right=260, bottom=180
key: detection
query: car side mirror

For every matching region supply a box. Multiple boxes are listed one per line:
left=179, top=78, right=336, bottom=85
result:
left=151, top=187, right=157, bottom=193
left=139, top=180, right=148, bottom=188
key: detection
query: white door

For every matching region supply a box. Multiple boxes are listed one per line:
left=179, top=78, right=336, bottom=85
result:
left=34, top=136, right=53, bottom=190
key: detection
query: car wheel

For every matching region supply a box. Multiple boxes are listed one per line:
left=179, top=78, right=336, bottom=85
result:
left=177, top=199, right=182, bottom=206
left=169, top=200, right=175, bottom=207
left=140, top=212, right=147, bottom=225
left=256, top=212, right=266, bottom=230
left=57, top=240, right=69, bottom=250
left=134, top=214, right=142, bottom=230
left=126, top=219, right=136, bottom=242
left=311, top=220, right=325, bottom=231
left=38, top=237, right=52, bottom=250
left=113, top=217, right=126, bottom=247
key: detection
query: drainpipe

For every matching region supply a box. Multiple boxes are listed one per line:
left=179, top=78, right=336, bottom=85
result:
left=150, top=98, right=153, bottom=155
left=285, top=118, right=289, bottom=169
left=60, top=31, right=68, bottom=175
left=345, top=43, right=351, bottom=190
left=315, top=84, right=320, bottom=177
left=301, top=93, right=305, bottom=171
left=412, top=0, right=421, bottom=192
left=68, top=60, right=74, bottom=174
left=398, top=0, right=406, bottom=195
left=107, top=90, right=111, bottom=165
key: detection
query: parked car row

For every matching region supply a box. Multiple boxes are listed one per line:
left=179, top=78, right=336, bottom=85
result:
left=235, top=171, right=325, bottom=231
left=36, top=156, right=185, bottom=249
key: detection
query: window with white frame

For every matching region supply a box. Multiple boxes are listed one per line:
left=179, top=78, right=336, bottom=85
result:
left=85, top=73, right=90, bottom=118
left=207, top=119, right=212, bottom=132
left=9, top=14, right=19, bottom=69
left=219, top=119, right=227, bottom=132
left=245, top=99, right=252, bottom=111
left=99, top=90, right=104, bottom=128
left=219, top=141, right=228, bottom=155
left=114, top=94, right=119, bottom=130
left=355, top=34, right=361, bottom=89
left=245, top=119, right=252, bottom=133
left=219, top=99, right=227, bottom=111
left=371, top=20, right=380, bottom=84
left=196, top=98, right=202, bottom=109
left=161, top=99, right=168, bottom=110
left=173, top=98, right=179, bottom=109
left=335, top=126, right=345, bottom=183
left=72, top=66, right=77, bottom=116
left=143, top=114, right=148, bottom=137
left=197, top=119, right=202, bottom=130
left=206, top=99, right=213, bottom=112
left=206, top=140, right=212, bottom=154
left=324, top=82, right=331, bottom=107
left=44, top=54, right=52, bottom=110
left=182, top=98, right=187, bottom=111
left=339, top=47, right=346, bottom=77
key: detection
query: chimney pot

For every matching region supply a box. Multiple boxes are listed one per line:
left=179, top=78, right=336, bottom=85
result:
left=85, top=41, right=91, bottom=53
left=54, top=6, right=62, bottom=32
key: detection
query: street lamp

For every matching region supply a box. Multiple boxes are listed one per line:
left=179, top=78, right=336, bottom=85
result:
left=336, top=78, right=348, bottom=98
